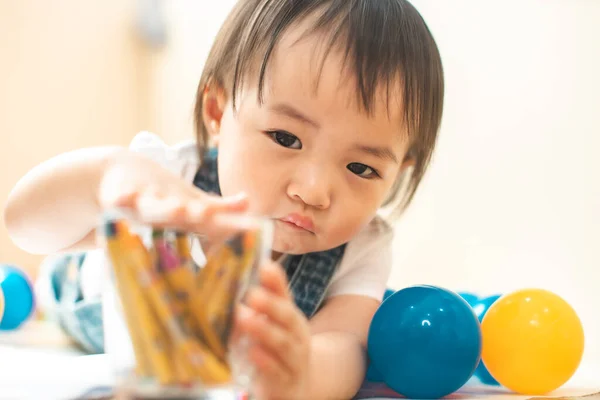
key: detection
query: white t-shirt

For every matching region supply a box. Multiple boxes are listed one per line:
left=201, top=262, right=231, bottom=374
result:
left=75, top=131, right=393, bottom=304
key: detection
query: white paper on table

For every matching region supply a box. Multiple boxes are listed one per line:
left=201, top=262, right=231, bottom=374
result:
left=0, top=345, right=113, bottom=400
left=0, top=344, right=241, bottom=400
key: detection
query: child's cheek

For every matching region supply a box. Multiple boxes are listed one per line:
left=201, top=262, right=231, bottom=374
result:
left=327, top=205, right=375, bottom=248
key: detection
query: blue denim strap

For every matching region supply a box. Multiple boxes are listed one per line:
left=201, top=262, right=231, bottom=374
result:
left=282, top=245, right=346, bottom=318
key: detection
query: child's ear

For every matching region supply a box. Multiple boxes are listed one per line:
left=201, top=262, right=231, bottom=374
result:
left=201, top=81, right=227, bottom=144
left=400, top=156, right=416, bottom=173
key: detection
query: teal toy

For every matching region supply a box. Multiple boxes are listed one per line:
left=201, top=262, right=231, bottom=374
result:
left=0, top=265, right=35, bottom=330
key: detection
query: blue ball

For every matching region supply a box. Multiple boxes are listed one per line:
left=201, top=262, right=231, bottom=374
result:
left=475, top=360, right=500, bottom=386
left=365, top=362, right=385, bottom=382
left=368, top=285, right=482, bottom=399
left=472, top=294, right=502, bottom=386
left=472, top=294, right=501, bottom=322
left=0, top=265, right=35, bottom=330
left=458, top=292, right=479, bottom=307
left=383, top=288, right=395, bottom=301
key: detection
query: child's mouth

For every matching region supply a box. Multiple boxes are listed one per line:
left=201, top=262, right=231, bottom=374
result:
left=278, top=213, right=315, bottom=233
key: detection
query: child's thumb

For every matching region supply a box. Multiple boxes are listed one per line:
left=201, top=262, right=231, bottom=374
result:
left=204, top=191, right=249, bottom=211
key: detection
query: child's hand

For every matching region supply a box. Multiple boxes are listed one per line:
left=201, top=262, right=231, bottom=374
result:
left=98, top=151, right=249, bottom=234
left=236, top=262, right=311, bottom=400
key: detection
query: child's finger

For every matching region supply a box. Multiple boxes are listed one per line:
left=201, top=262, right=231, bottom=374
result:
left=239, top=313, right=299, bottom=375
left=130, top=189, right=250, bottom=231
left=229, top=304, right=254, bottom=344
left=194, top=191, right=249, bottom=211
left=186, top=191, right=249, bottom=221
left=101, top=187, right=139, bottom=209
left=188, top=214, right=265, bottom=255
left=236, top=303, right=255, bottom=321
left=246, top=287, right=306, bottom=339
left=186, top=199, right=251, bottom=228
left=247, top=338, right=292, bottom=385
left=134, top=190, right=186, bottom=224
left=258, top=261, right=291, bottom=299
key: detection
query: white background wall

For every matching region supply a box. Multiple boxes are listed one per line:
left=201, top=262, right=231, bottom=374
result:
left=148, top=1, right=600, bottom=364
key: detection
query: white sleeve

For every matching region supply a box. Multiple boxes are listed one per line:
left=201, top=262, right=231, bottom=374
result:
left=128, top=131, right=200, bottom=182
left=324, top=217, right=394, bottom=301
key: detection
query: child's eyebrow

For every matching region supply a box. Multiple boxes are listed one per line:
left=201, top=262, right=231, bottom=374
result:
left=354, top=144, right=399, bottom=164
left=269, top=102, right=320, bottom=129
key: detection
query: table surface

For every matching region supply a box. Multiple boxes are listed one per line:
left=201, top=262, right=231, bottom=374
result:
left=1, top=321, right=598, bottom=400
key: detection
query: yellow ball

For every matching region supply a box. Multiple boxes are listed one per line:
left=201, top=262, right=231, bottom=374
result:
left=481, top=289, right=584, bottom=395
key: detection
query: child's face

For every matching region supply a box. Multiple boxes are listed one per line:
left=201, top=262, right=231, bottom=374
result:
left=212, top=27, right=409, bottom=255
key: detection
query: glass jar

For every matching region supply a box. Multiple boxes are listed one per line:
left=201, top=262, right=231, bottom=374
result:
left=98, top=211, right=272, bottom=400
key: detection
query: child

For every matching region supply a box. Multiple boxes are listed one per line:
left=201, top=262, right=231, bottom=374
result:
left=4, top=0, right=444, bottom=398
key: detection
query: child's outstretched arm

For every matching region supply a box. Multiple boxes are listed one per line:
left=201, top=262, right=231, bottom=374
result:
left=307, top=295, right=378, bottom=398
left=4, top=147, right=248, bottom=255
left=5, top=146, right=123, bottom=254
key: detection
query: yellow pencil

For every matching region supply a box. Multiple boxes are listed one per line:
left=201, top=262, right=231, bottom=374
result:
left=195, top=244, right=229, bottom=306
left=192, top=242, right=239, bottom=348
left=104, top=225, right=152, bottom=378
left=202, top=232, right=260, bottom=341
left=152, top=230, right=188, bottom=315
left=104, top=221, right=176, bottom=385
left=169, top=341, right=195, bottom=385
left=174, top=231, right=193, bottom=269
left=121, top=226, right=195, bottom=386
left=206, top=247, right=242, bottom=337
left=153, top=230, right=228, bottom=362
left=117, top=222, right=232, bottom=384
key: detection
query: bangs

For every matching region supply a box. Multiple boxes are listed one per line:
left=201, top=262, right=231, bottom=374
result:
left=229, top=0, right=444, bottom=139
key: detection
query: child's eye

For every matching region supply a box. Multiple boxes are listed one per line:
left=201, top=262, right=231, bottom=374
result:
left=347, top=162, right=380, bottom=179
left=266, top=130, right=302, bottom=149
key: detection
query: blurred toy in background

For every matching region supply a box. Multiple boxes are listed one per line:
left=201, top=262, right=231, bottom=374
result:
left=471, top=294, right=502, bottom=385
left=33, top=252, right=107, bottom=354
left=0, top=286, right=4, bottom=322
left=457, top=291, right=479, bottom=307
left=0, top=264, right=36, bottom=330
left=383, top=288, right=395, bottom=302
left=458, top=292, right=501, bottom=386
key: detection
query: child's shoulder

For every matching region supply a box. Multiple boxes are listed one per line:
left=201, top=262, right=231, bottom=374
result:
left=325, top=216, right=395, bottom=301
left=346, top=215, right=394, bottom=257
left=129, top=131, right=199, bottom=181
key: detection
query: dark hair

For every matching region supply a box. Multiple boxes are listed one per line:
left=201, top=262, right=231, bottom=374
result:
left=194, top=0, right=444, bottom=217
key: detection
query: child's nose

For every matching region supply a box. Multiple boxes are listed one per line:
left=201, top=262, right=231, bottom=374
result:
left=286, top=164, right=331, bottom=210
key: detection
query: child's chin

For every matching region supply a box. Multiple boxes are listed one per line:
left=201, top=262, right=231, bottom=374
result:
left=271, top=241, right=310, bottom=256
left=271, top=231, right=337, bottom=256
left=271, top=232, right=317, bottom=256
